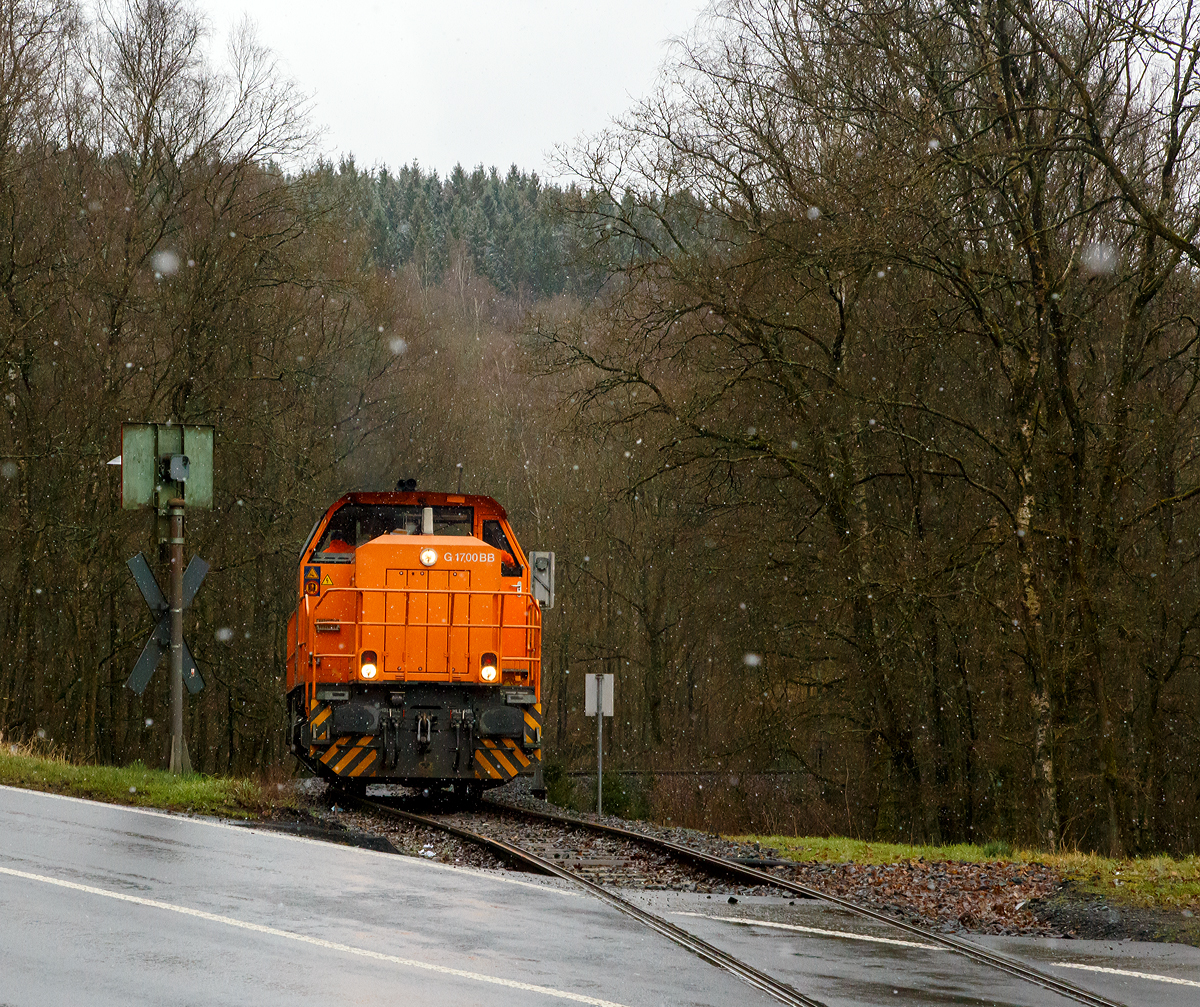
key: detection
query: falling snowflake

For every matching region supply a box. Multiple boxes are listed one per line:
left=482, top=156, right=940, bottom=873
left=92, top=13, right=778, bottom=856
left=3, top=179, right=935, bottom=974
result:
left=151, top=250, right=180, bottom=276
left=1081, top=241, right=1117, bottom=276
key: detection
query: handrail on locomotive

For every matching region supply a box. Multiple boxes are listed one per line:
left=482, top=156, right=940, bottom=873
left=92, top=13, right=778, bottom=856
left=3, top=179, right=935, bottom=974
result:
left=302, top=584, right=542, bottom=708
left=285, top=489, right=552, bottom=795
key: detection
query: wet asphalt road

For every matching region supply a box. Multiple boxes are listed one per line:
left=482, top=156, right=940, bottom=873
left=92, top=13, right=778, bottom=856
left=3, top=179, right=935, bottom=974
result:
left=2, top=786, right=1198, bottom=1006
left=624, top=891, right=1200, bottom=1006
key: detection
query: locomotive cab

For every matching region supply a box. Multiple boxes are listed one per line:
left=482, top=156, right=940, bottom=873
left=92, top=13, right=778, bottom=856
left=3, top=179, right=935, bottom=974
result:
left=285, top=490, right=549, bottom=795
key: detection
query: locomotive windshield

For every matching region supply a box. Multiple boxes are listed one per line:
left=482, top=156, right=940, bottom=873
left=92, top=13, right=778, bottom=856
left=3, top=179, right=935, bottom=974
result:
left=312, top=504, right=474, bottom=558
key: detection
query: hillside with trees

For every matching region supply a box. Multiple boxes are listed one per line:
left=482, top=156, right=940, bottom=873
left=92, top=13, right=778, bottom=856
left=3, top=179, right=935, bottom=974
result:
left=323, top=159, right=577, bottom=298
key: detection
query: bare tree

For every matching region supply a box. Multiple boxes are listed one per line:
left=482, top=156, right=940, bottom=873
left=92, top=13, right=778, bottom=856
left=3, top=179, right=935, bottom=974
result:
left=544, top=0, right=1200, bottom=852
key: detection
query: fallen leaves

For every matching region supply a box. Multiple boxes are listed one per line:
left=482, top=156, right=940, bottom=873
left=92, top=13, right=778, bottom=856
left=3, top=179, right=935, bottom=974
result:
left=766, top=858, right=1064, bottom=935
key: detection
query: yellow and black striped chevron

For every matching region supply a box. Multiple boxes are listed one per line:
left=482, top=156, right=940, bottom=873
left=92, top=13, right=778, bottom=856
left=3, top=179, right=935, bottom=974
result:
left=475, top=703, right=543, bottom=781
left=311, top=735, right=378, bottom=778
left=309, top=703, right=333, bottom=744
left=474, top=737, right=531, bottom=780
left=523, top=702, right=543, bottom=749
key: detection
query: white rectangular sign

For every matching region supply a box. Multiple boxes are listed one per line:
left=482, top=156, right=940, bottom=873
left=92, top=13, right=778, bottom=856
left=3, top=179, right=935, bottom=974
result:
left=585, top=673, right=613, bottom=717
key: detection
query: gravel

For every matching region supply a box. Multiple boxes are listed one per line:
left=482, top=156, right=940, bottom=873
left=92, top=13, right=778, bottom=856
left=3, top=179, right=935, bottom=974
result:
left=491, top=781, right=1067, bottom=937
left=324, top=804, right=509, bottom=872
left=290, top=778, right=1088, bottom=940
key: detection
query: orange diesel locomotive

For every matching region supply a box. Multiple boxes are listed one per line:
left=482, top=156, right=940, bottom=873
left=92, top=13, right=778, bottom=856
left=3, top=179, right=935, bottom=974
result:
left=286, top=489, right=553, bottom=797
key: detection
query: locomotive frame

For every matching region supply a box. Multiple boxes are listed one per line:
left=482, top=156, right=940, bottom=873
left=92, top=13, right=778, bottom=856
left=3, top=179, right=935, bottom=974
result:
left=285, top=490, right=550, bottom=796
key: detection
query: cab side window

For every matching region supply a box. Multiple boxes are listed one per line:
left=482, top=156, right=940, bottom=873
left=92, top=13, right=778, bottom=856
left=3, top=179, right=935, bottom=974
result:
left=482, top=520, right=522, bottom=577
left=314, top=510, right=357, bottom=557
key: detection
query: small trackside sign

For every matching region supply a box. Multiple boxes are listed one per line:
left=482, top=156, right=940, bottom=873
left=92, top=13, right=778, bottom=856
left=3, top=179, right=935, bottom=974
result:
left=304, top=565, right=320, bottom=595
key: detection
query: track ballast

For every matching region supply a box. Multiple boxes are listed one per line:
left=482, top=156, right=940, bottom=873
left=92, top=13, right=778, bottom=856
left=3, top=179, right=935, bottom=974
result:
left=341, top=793, right=1129, bottom=1007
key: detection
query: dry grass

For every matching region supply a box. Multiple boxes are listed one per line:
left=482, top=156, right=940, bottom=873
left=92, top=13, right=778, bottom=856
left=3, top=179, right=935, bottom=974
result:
left=1043, top=850, right=1200, bottom=910
left=731, top=832, right=1200, bottom=910
left=0, top=733, right=296, bottom=818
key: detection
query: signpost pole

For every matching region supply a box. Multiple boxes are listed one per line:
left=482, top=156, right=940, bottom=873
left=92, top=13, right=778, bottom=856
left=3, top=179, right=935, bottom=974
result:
left=168, top=500, right=191, bottom=774
left=596, top=673, right=603, bottom=817
left=122, top=423, right=211, bottom=773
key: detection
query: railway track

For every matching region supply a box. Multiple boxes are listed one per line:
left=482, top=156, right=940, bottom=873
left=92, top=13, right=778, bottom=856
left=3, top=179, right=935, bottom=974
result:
left=356, top=795, right=822, bottom=1007
left=348, top=794, right=1130, bottom=1007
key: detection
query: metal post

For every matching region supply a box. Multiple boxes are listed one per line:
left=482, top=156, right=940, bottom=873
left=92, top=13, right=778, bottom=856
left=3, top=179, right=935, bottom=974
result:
left=596, top=673, right=603, bottom=817
left=168, top=501, right=191, bottom=774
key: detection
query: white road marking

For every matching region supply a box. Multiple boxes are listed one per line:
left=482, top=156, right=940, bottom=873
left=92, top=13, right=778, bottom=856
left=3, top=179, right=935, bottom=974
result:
left=0, top=784, right=581, bottom=897
left=0, top=864, right=626, bottom=1006
left=673, top=910, right=1200, bottom=989
left=1049, top=961, right=1200, bottom=988
left=12, top=789, right=1198, bottom=995
left=671, top=911, right=944, bottom=949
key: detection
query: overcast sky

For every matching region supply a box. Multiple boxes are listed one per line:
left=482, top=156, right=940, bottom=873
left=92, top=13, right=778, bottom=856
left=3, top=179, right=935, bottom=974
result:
left=197, top=0, right=710, bottom=178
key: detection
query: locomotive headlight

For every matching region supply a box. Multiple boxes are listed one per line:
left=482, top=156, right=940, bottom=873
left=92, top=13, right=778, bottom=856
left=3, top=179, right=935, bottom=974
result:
left=420, top=548, right=437, bottom=567
left=480, top=651, right=499, bottom=682
left=360, top=650, right=378, bottom=679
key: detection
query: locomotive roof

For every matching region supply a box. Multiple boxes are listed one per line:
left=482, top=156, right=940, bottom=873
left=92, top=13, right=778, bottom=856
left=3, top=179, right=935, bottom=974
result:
left=298, top=491, right=513, bottom=562
left=328, top=490, right=508, bottom=519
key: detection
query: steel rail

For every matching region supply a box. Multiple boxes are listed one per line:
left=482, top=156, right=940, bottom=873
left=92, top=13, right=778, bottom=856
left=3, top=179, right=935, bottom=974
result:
left=485, top=800, right=1129, bottom=1007
left=356, top=797, right=826, bottom=1007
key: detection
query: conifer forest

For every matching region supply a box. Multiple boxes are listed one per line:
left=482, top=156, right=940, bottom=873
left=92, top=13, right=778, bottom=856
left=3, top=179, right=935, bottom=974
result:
left=4, top=0, right=1200, bottom=857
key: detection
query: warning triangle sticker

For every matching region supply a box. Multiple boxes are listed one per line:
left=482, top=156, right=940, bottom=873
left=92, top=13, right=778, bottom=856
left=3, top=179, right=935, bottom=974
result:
left=322, top=575, right=333, bottom=585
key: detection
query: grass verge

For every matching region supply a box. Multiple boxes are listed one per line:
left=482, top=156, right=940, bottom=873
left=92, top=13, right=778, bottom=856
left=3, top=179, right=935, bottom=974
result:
left=730, top=833, right=1200, bottom=911
left=0, top=737, right=294, bottom=818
